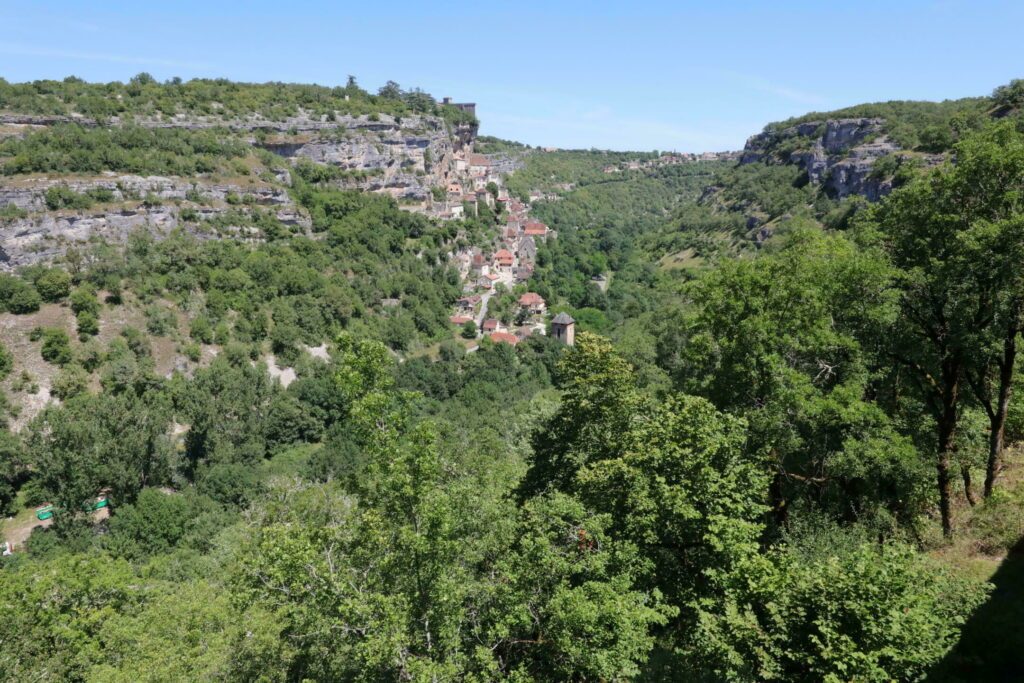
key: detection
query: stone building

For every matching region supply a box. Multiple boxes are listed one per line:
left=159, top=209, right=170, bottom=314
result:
left=551, top=312, right=575, bottom=346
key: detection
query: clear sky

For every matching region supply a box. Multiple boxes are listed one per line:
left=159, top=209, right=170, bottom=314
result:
left=2, top=0, right=1022, bottom=151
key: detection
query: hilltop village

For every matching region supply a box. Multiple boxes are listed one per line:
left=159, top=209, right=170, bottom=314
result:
left=441, top=147, right=571, bottom=348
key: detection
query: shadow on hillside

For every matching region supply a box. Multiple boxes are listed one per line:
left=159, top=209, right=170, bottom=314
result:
left=928, top=536, right=1024, bottom=681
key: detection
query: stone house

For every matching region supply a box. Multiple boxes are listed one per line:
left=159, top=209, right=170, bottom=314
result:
left=494, top=248, right=514, bottom=270
left=518, top=235, right=537, bottom=263
left=518, top=292, right=546, bottom=315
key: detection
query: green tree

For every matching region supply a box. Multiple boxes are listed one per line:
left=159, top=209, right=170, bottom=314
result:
left=7, top=280, right=41, bottom=313
left=33, top=268, right=72, bottom=302
left=26, top=392, right=173, bottom=528
left=657, top=231, right=923, bottom=528
left=864, top=122, right=1024, bottom=532
left=0, top=430, right=23, bottom=515
left=39, top=328, right=73, bottom=366
left=520, top=333, right=646, bottom=498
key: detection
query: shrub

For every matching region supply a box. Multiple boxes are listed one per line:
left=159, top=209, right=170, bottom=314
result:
left=105, top=488, right=219, bottom=559
left=0, top=342, right=12, bottom=380
left=33, top=269, right=71, bottom=302
left=182, top=342, right=201, bottom=362
left=51, top=364, right=89, bottom=400
left=145, top=304, right=177, bottom=337
left=39, top=329, right=73, bottom=366
left=968, top=487, right=1024, bottom=555
left=84, top=187, right=115, bottom=203
left=6, top=281, right=41, bottom=314
left=43, top=185, right=92, bottom=211
left=197, top=463, right=261, bottom=507
left=0, top=203, right=27, bottom=221
left=76, top=311, right=99, bottom=340
left=189, top=316, right=214, bottom=344
left=69, top=285, right=100, bottom=316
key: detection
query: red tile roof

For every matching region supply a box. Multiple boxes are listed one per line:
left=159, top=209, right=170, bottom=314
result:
left=519, top=292, right=545, bottom=306
left=489, top=332, right=519, bottom=345
left=482, top=318, right=499, bottom=331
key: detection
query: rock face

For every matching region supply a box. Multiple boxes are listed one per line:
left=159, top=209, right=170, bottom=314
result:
left=0, top=174, right=293, bottom=211
left=0, top=107, right=478, bottom=268
left=0, top=174, right=309, bottom=269
left=740, top=118, right=901, bottom=200
left=251, top=113, right=475, bottom=201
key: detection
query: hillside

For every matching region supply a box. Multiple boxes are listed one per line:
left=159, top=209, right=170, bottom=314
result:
left=1, top=74, right=1024, bottom=682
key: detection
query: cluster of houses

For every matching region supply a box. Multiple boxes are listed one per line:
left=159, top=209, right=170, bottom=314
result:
left=448, top=166, right=577, bottom=347
left=453, top=193, right=552, bottom=290
left=429, top=151, right=510, bottom=220
left=601, top=150, right=741, bottom=174
left=463, top=300, right=573, bottom=348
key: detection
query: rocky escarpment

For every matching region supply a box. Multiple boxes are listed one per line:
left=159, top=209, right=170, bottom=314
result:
left=2, top=110, right=476, bottom=202
left=740, top=118, right=939, bottom=201
left=0, top=174, right=309, bottom=269
left=0, top=107, right=478, bottom=268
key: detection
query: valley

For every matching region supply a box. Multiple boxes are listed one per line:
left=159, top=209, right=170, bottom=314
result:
left=0, top=71, right=1023, bottom=681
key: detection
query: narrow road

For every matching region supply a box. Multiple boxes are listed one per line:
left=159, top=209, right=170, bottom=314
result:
left=475, top=291, right=492, bottom=331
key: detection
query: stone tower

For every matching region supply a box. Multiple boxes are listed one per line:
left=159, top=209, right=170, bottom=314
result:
left=551, top=312, right=575, bottom=346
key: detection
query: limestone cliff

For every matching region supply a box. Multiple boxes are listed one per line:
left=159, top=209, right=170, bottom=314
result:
left=0, top=108, right=477, bottom=269
left=740, top=117, right=941, bottom=201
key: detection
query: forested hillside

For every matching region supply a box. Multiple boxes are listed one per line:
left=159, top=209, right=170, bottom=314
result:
left=1, top=75, right=1024, bottom=681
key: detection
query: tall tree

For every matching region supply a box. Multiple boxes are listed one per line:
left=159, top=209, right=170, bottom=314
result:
left=656, top=230, right=921, bottom=529
left=866, top=122, right=1024, bottom=533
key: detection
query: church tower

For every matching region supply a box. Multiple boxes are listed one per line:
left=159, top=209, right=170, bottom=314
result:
left=551, top=312, right=575, bottom=346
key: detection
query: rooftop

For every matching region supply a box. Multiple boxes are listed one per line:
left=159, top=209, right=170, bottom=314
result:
left=552, top=312, right=575, bottom=325
left=489, top=332, right=519, bottom=345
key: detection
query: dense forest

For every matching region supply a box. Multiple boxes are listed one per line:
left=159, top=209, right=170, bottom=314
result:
left=1, top=76, right=1024, bottom=681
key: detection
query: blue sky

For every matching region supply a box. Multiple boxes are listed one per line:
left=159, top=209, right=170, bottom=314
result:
left=2, top=0, right=1022, bottom=151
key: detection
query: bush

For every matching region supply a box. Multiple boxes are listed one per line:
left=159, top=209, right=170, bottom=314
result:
left=33, top=269, right=72, bottom=303
left=6, top=281, right=41, bottom=314
left=25, top=520, right=93, bottom=558
left=19, top=477, right=49, bottom=507
left=51, top=364, right=89, bottom=400
left=39, top=328, right=73, bottom=366
left=0, top=342, right=12, bottom=380
left=182, top=342, right=201, bottom=362
left=69, top=285, right=100, bottom=316
left=0, top=203, right=27, bottom=221
left=85, top=187, right=115, bottom=203
left=967, top=487, right=1024, bottom=554
left=264, top=393, right=323, bottom=452
left=145, top=304, right=177, bottom=337
left=76, top=310, right=99, bottom=339
left=189, top=316, right=214, bottom=344
left=105, top=488, right=219, bottom=560
left=197, top=463, right=261, bottom=507
left=43, top=185, right=92, bottom=211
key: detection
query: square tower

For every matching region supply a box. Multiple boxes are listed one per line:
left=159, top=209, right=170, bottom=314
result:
left=551, top=312, right=575, bottom=346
